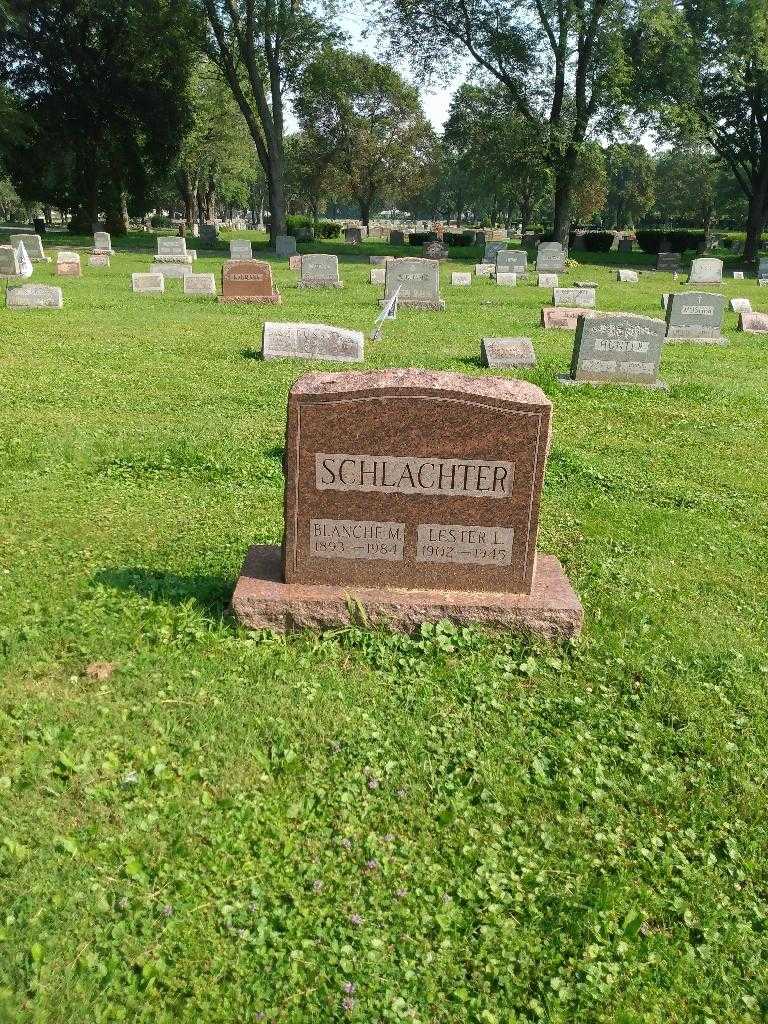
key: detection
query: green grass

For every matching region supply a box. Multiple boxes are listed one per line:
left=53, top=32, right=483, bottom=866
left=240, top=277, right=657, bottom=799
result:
left=1, top=230, right=767, bottom=1023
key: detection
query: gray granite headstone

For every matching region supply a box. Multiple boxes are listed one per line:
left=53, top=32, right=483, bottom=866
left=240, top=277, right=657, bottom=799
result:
left=554, top=287, right=595, bottom=308
left=132, top=272, right=165, bottom=293
left=10, top=233, right=46, bottom=260
left=183, top=273, right=217, bottom=296
left=230, top=239, right=253, bottom=260
left=384, top=257, right=444, bottom=309
left=688, top=257, right=723, bottom=284
left=618, top=238, right=633, bottom=253
left=483, top=241, right=507, bottom=264
left=275, top=234, right=297, bottom=257
left=262, top=322, right=364, bottom=361
left=6, top=284, right=63, bottom=308
left=665, top=291, right=726, bottom=343
left=481, top=337, right=535, bottom=368
left=199, top=223, right=218, bottom=245
left=497, top=249, right=527, bottom=275
left=300, top=254, right=341, bottom=288
left=93, top=231, right=113, bottom=253
left=390, top=230, right=405, bottom=245
left=344, top=227, right=363, bottom=245
left=536, top=242, right=566, bottom=272
left=158, top=236, right=187, bottom=256
left=565, top=313, right=666, bottom=387
left=0, top=245, right=21, bottom=277
left=656, top=252, right=681, bottom=272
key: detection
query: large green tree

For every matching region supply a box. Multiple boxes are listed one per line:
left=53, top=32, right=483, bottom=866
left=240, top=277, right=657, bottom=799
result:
left=369, top=0, right=641, bottom=243
left=604, top=142, right=655, bottom=228
left=293, top=48, right=436, bottom=227
left=0, top=0, right=201, bottom=232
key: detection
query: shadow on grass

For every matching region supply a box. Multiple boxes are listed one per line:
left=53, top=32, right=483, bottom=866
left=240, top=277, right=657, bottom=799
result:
left=457, top=355, right=483, bottom=369
left=241, top=347, right=261, bottom=360
left=92, top=567, right=232, bottom=618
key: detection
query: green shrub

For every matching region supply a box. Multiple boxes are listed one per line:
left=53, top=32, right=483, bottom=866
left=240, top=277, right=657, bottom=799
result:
left=316, top=221, right=341, bottom=239
left=150, top=215, right=173, bottom=229
left=582, top=231, right=615, bottom=252
left=407, top=231, right=438, bottom=247
left=636, top=229, right=706, bottom=253
left=443, top=231, right=475, bottom=247
left=286, top=215, right=340, bottom=239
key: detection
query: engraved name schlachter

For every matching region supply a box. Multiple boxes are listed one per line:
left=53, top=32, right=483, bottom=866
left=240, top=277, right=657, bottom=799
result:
left=315, top=453, right=515, bottom=498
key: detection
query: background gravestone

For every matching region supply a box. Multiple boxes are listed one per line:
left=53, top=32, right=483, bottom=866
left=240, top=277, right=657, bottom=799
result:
left=483, top=241, right=507, bottom=264
left=275, top=234, right=297, bottom=257
left=6, top=284, right=63, bottom=308
left=553, top=287, right=595, bottom=308
left=617, top=269, right=639, bottom=282
left=497, top=250, right=527, bottom=275
left=0, top=245, right=21, bottom=278
left=384, top=257, right=445, bottom=310
left=132, top=273, right=165, bottom=294
left=299, top=254, right=342, bottom=288
left=562, top=313, right=666, bottom=388
left=656, top=251, right=681, bottom=272
left=481, top=337, right=536, bottom=368
left=56, top=251, right=81, bottom=277
left=423, top=240, right=449, bottom=261
left=389, top=230, right=406, bottom=245
left=229, top=239, right=253, bottom=261
left=230, top=369, right=582, bottom=637
left=757, top=257, right=768, bottom=281
left=344, top=227, right=363, bottom=245
left=262, top=323, right=363, bottom=361
left=536, top=242, right=566, bottom=272
left=665, top=292, right=726, bottom=344
left=10, top=233, right=47, bottom=261
left=92, top=231, right=113, bottom=253
left=220, top=259, right=281, bottom=304
left=688, top=257, right=723, bottom=284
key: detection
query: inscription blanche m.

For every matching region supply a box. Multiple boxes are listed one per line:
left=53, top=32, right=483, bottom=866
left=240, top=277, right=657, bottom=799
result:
left=315, top=453, right=514, bottom=497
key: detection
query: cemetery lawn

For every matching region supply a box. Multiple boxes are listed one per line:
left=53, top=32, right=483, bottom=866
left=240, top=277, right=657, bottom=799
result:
left=2, top=231, right=768, bottom=1024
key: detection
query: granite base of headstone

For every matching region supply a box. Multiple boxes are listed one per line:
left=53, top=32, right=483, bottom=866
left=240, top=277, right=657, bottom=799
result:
left=6, top=284, right=63, bottom=309
left=230, top=369, right=582, bottom=638
left=481, top=337, right=535, bottom=368
left=559, top=313, right=666, bottom=389
left=262, top=323, right=364, bottom=361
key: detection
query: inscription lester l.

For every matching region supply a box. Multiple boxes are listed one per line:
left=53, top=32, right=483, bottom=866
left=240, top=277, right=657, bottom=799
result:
left=315, top=453, right=515, bottom=497
left=416, top=524, right=515, bottom=566
left=310, top=519, right=405, bottom=560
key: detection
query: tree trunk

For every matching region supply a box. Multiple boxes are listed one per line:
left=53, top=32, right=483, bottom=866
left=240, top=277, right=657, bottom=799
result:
left=267, top=150, right=286, bottom=243
left=744, top=176, right=768, bottom=261
left=552, top=150, right=577, bottom=245
left=360, top=196, right=372, bottom=228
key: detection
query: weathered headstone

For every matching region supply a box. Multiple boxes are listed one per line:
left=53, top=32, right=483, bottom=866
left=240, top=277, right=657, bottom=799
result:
left=262, top=323, right=364, bottom=362
left=739, top=311, right=768, bottom=333
left=541, top=307, right=595, bottom=330
left=92, top=231, right=113, bottom=254
left=688, top=257, right=723, bottom=284
left=10, top=233, right=48, bottom=261
left=617, top=269, right=638, bottom=283
left=299, top=254, right=342, bottom=288
left=536, top=242, right=566, bottom=273
left=496, top=273, right=517, bottom=286
left=483, top=241, right=507, bottom=264
left=230, top=369, right=582, bottom=637
left=474, top=263, right=495, bottom=278
left=537, top=273, right=559, bottom=288
left=733, top=271, right=744, bottom=280
left=156, top=237, right=192, bottom=264
left=561, top=313, right=666, bottom=388
left=757, top=257, right=768, bottom=281
left=183, top=273, right=217, bottom=296
left=496, top=249, right=527, bottom=275
left=656, top=252, right=681, bottom=272
left=275, top=234, right=297, bottom=257
left=553, top=287, right=595, bottom=308
left=481, top=337, right=535, bottom=368
left=150, top=262, right=191, bottom=279
left=730, top=297, right=751, bottom=313
left=199, top=223, right=218, bottom=245
left=390, top=229, right=406, bottom=245
left=665, top=292, right=726, bottom=344
left=220, top=259, right=281, bottom=304
left=289, top=254, right=302, bottom=271
left=618, top=238, right=634, bottom=253
left=344, top=227, right=363, bottom=245
left=370, top=267, right=386, bottom=285
left=56, top=251, right=81, bottom=277
left=229, top=239, right=253, bottom=261
left=6, top=284, right=63, bottom=309
left=384, top=257, right=444, bottom=310
left=451, top=272, right=471, bottom=286
left=89, top=254, right=110, bottom=268
left=132, top=272, right=165, bottom=294
left=423, top=240, right=449, bottom=261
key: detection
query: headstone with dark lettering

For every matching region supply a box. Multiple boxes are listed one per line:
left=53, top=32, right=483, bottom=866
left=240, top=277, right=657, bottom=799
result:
left=536, top=242, right=566, bottom=273
left=383, top=257, right=444, bottom=310
left=299, top=253, right=342, bottom=288
left=230, top=369, right=582, bottom=637
left=688, top=257, right=723, bottom=284
left=262, top=322, right=363, bottom=361
left=497, top=249, right=527, bottom=277
left=481, top=337, right=536, bottom=368
left=560, top=313, right=666, bottom=388
left=665, top=291, right=726, bottom=344
left=739, top=311, right=768, bottom=334
left=220, top=259, right=281, bottom=303
left=6, top=283, right=63, bottom=308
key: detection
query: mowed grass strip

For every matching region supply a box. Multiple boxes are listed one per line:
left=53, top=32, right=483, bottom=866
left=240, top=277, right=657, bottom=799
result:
left=1, top=231, right=767, bottom=1023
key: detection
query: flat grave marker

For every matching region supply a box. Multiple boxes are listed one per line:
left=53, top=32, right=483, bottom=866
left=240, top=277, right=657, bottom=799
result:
left=474, top=263, right=494, bottom=278
left=89, top=254, right=110, bottom=268
left=371, top=267, right=386, bottom=285
left=496, top=273, right=517, bottom=286
left=451, top=272, right=471, bottom=286
left=481, top=337, right=536, bottom=368
left=541, top=306, right=595, bottom=330
left=132, top=272, right=165, bottom=294
left=730, top=298, right=751, bottom=313
left=538, top=273, right=558, bottom=288
left=739, top=311, right=768, bottom=333
left=553, top=287, right=595, bottom=308
left=617, top=269, right=638, bottom=283
left=150, top=262, right=191, bottom=279
left=6, top=283, right=63, bottom=308
left=183, top=273, right=217, bottom=296
left=262, top=322, right=364, bottom=362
